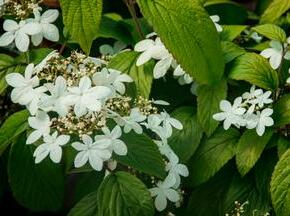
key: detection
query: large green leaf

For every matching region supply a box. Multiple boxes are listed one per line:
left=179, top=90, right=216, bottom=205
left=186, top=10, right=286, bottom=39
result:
left=229, top=53, right=279, bottom=91
left=260, top=0, right=290, bottom=24
left=97, top=172, right=154, bottom=216
left=252, top=24, right=287, bottom=42
left=236, top=129, right=273, bottom=176
left=68, top=191, right=98, bottom=216
left=0, top=110, right=29, bottom=155
left=220, top=25, right=247, bottom=41
left=273, top=94, right=290, bottom=127
left=188, top=127, right=240, bottom=186
left=108, top=51, right=153, bottom=99
left=60, top=0, right=103, bottom=54
left=197, top=78, right=227, bottom=136
left=271, top=149, right=290, bottom=216
left=8, top=134, right=65, bottom=211
left=221, top=41, right=246, bottom=63
left=114, top=132, right=166, bottom=179
left=168, top=107, right=203, bottom=162
left=136, top=0, right=225, bottom=85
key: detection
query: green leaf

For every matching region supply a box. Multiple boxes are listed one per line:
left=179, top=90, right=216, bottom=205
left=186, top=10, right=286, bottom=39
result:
left=220, top=25, right=247, bottom=41
left=114, top=132, right=166, bottom=179
left=252, top=24, right=287, bottom=42
left=273, top=94, right=290, bottom=127
left=228, top=53, right=279, bottom=91
left=277, top=136, right=290, bottom=158
left=0, top=110, right=29, bottom=155
left=197, top=78, right=227, bottom=136
left=271, top=148, right=290, bottom=216
left=97, top=172, right=154, bottom=216
left=108, top=51, right=153, bottom=99
left=136, top=0, right=225, bottom=85
left=60, top=0, right=103, bottom=54
left=68, top=191, right=98, bottom=216
left=221, top=41, right=246, bottom=63
left=168, top=107, right=203, bottom=162
left=260, top=0, right=290, bottom=24
left=188, top=127, right=240, bottom=186
left=236, top=129, right=273, bottom=176
left=8, top=134, right=65, bottom=211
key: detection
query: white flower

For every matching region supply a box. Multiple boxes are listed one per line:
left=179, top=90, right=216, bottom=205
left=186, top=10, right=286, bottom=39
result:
left=260, top=41, right=290, bottom=69
left=30, top=9, right=60, bottom=46
left=40, top=76, right=70, bottom=116
left=92, top=68, right=133, bottom=95
left=26, top=111, right=51, bottom=144
left=255, top=108, right=274, bottom=136
left=33, top=131, right=70, bottom=163
left=210, top=15, right=223, bottom=32
left=118, top=108, right=146, bottom=134
left=155, top=140, right=175, bottom=158
left=94, top=126, right=127, bottom=156
left=67, top=76, right=112, bottom=117
left=153, top=56, right=174, bottom=79
left=213, top=97, right=246, bottom=130
left=150, top=174, right=180, bottom=211
left=6, top=64, right=47, bottom=114
left=134, top=37, right=170, bottom=66
left=242, top=85, right=263, bottom=101
left=166, top=153, right=189, bottom=188
left=99, top=41, right=127, bottom=56
left=0, top=19, right=41, bottom=52
left=72, top=135, right=112, bottom=171
left=249, top=91, right=273, bottom=108
left=159, top=111, right=183, bottom=138
left=143, top=114, right=167, bottom=141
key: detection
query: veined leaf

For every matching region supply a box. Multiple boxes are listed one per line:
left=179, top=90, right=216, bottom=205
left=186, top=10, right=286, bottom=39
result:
left=252, top=24, right=287, bottom=42
left=188, top=127, right=240, bottom=186
left=229, top=53, right=279, bottom=91
left=221, top=41, right=246, bottom=63
left=260, top=0, right=290, bottom=24
left=97, top=172, right=154, bottom=216
left=68, top=191, right=98, bottom=216
left=136, top=0, right=225, bottom=85
left=236, top=129, right=273, bottom=176
left=60, top=0, right=103, bottom=54
left=220, top=25, right=247, bottom=41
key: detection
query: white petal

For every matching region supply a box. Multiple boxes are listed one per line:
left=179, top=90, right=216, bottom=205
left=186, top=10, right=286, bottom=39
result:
left=41, top=10, right=59, bottom=23
left=155, top=194, right=167, bottom=211
left=31, top=33, right=43, bottom=46
left=15, top=32, right=30, bottom=52
left=269, top=54, right=282, bottom=70
left=49, top=146, right=62, bottom=163
left=89, top=154, right=104, bottom=171
left=134, top=39, right=154, bottom=52
left=21, top=23, right=42, bottom=35
left=5, top=73, right=26, bottom=88
left=0, top=31, right=15, bottom=47
left=260, top=48, right=275, bottom=58
left=136, top=50, right=152, bottom=66
left=72, top=142, right=86, bottom=151
left=165, top=189, right=180, bottom=202
left=153, top=57, right=172, bottom=79
left=175, top=164, right=189, bottom=177
left=113, top=140, right=127, bottom=156
left=26, top=130, right=43, bottom=144
left=3, top=20, right=19, bottom=31
left=79, top=76, right=91, bottom=91
left=169, top=118, right=183, bottom=130
left=74, top=151, right=89, bottom=168
left=34, top=145, right=49, bottom=163
left=56, top=135, right=70, bottom=146
left=42, top=23, right=59, bottom=42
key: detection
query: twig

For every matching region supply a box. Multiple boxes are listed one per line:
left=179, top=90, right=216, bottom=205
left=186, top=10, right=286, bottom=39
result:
left=59, top=43, right=66, bottom=55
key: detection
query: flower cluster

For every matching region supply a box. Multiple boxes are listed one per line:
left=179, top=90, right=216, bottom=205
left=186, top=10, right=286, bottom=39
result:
left=260, top=39, right=290, bottom=70
left=213, top=86, right=274, bottom=136
left=6, top=50, right=188, bottom=211
left=0, top=7, right=59, bottom=52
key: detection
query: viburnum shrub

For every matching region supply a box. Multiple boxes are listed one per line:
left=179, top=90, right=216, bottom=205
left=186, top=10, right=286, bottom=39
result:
left=0, top=0, right=290, bottom=215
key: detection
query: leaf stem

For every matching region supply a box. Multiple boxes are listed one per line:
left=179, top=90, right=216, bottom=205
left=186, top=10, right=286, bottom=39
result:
left=123, top=0, right=145, bottom=40
left=25, top=51, right=30, bottom=64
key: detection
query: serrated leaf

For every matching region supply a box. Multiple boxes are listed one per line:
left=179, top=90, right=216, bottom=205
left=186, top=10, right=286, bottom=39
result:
left=229, top=53, right=279, bottom=91
left=114, top=132, right=166, bottom=179
left=252, top=24, right=286, bottom=42
left=273, top=94, right=290, bottom=127
left=8, top=134, right=65, bottom=211
left=260, top=0, right=290, bottom=24
left=197, top=78, right=227, bottom=136
left=60, top=0, right=103, bottom=54
left=236, top=129, right=273, bottom=176
left=188, top=127, right=240, bottom=186
left=0, top=110, right=29, bottom=155
left=168, top=107, right=203, bottom=162
left=68, top=191, right=98, bottom=216
left=271, top=149, right=290, bottom=216
left=108, top=51, right=153, bottom=98
left=221, top=41, right=246, bottom=63
left=136, top=0, right=225, bottom=85
left=220, top=25, right=247, bottom=41
left=97, top=172, right=154, bottom=216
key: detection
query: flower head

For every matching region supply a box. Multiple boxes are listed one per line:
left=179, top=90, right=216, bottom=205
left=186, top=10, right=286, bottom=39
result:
left=255, top=108, right=274, bottom=136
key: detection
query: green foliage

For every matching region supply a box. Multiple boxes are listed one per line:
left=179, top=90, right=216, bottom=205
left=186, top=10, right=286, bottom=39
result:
left=271, top=149, right=290, bottom=216
left=236, top=129, right=273, bottom=176
left=136, top=0, right=225, bottom=85
left=197, top=79, right=227, bottom=136
left=60, top=0, right=103, bottom=53
left=168, top=107, right=203, bottom=162
left=108, top=51, right=153, bottom=98
left=188, top=128, right=240, bottom=186
left=114, top=132, right=166, bottom=179
left=97, top=172, right=154, bottom=216
left=229, top=53, right=279, bottom=91
left=221, top=41, right=246, bottom=63
left=220, top=25, right=247, bottom=41
left=8, top=134, right=65, bottom=211
left=273, top=94, right=290, bottom=127
left=0, top=110, right=29, bottom=155
left=260, top=0, right=290, bottom=24
left=252, top=24, right=287, bottom=42
left=68, top=191, right=99, bottom=216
